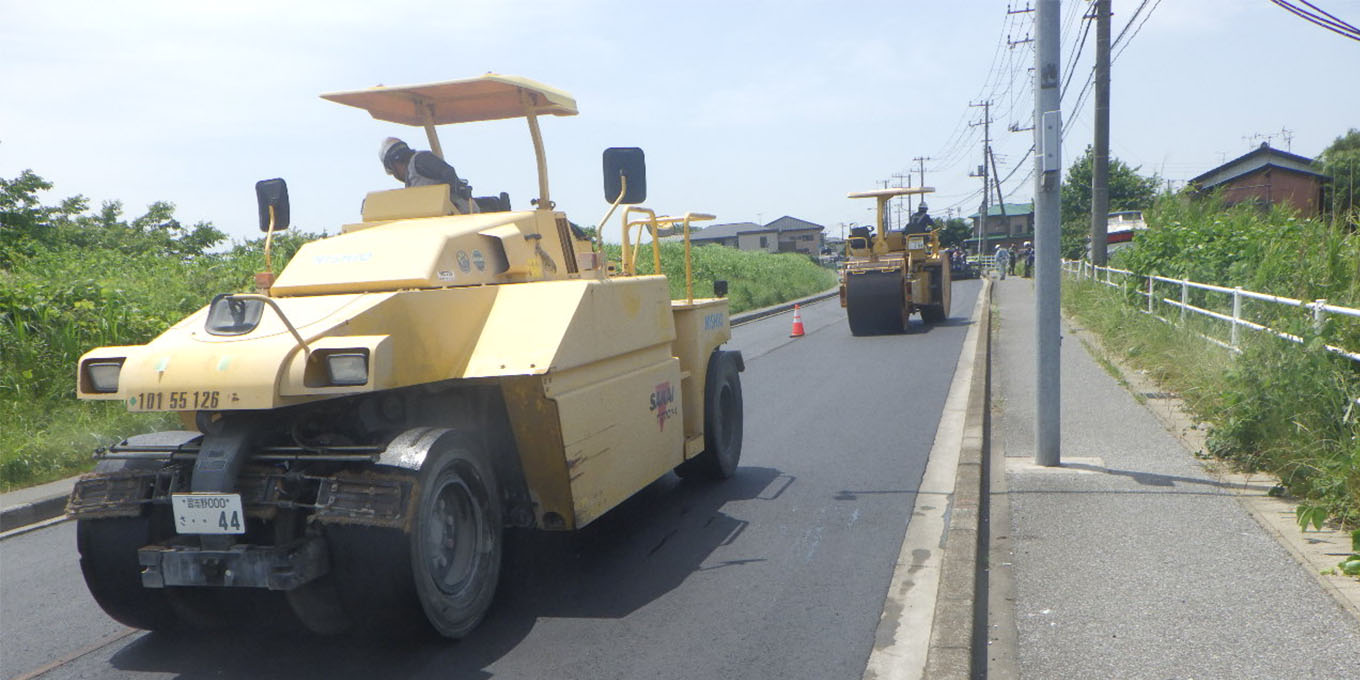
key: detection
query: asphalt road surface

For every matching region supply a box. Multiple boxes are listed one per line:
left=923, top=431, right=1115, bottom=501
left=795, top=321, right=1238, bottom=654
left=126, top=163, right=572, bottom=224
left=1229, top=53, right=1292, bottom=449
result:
left=1, top=279, right=982, bottom=680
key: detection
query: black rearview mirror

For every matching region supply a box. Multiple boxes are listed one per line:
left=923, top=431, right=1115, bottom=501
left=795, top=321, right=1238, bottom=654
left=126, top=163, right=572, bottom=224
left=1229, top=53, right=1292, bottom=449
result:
left=602, top=147, right=646, bottom=204
left=255, top=178, right=291, bottom=232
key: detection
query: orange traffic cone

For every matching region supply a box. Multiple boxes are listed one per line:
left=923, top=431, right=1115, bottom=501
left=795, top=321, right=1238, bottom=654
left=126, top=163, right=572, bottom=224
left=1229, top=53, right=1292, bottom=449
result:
left=789, top=304, right=805, bottom=338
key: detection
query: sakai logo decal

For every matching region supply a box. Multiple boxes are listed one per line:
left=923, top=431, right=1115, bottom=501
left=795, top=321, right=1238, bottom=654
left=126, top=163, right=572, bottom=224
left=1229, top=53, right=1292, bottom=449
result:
left=649, top=381, right=677, bottom=431
left=456, top=250, right=471, bottom=273
left=703, top=312, right=725, bottom=331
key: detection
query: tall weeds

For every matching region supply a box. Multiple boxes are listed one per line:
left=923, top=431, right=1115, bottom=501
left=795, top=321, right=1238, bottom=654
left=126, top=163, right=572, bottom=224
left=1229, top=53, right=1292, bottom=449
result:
left=1072, top=196, right=1360, bottom=526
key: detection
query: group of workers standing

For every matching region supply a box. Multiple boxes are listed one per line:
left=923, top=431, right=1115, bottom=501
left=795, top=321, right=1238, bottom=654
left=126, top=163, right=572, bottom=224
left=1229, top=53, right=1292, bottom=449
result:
left=992, top=242, right=1033, bottom=280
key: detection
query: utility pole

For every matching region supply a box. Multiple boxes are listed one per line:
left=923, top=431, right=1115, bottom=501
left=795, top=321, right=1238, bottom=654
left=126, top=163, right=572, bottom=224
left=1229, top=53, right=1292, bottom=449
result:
left=1090, top=0, right=1111, bottom=266
left=970, top=101, right=992, bottom=254
left=1034, top=0, right=1062, bottom=466
left=892, top=172, right=911, bottom=225
left=989, top=146, right=1009, bottom=229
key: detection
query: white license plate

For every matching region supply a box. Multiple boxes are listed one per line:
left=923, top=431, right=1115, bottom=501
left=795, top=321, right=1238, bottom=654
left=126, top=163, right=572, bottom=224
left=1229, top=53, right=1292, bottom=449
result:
left=171, top=493, right=245, bottom=535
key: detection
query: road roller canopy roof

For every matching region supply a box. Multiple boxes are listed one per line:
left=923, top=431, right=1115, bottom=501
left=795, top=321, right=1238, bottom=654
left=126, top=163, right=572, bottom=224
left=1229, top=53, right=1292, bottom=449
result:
left=321, top=74, right=578, bottom=126
left=847, top=186, right=936, bottom=199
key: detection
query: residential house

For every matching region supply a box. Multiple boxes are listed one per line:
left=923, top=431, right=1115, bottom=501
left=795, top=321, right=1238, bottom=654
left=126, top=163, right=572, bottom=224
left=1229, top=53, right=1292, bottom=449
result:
left=1190, top=143, right=1328, bottom=215
left=967, top=203, right=1035, bottom=254
left=764, top=216, right=826, bottom=255
left=665, top=217, right=825, bottom=255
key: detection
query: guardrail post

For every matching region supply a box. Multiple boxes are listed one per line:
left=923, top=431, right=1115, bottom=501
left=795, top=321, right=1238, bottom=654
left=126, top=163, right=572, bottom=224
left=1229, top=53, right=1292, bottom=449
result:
left=1314, top=299, right=1327, bottom=334
left=1231, top=287, right=1242, bottom=349
left=1147, top=276, right=1155, bottom=314
left=1180, top=278, right=1188, bottom=324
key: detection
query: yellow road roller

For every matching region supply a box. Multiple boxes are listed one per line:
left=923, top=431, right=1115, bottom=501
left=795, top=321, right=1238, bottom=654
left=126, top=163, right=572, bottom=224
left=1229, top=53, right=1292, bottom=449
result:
left=67, top=75, right=744, bottom=638
left=839, top=186, right=951, bottom=335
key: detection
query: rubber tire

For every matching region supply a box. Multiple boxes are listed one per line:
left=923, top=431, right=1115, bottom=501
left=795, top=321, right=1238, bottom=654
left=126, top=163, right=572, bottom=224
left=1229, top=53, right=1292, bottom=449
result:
left=846, top=270, right=907, bottom=336
left=920, top=304, right=947, bottom=323
left=411, top=438, right=503, bottom=638
left=327, top=432, right=502, bottom=639
left=676, top=351, right=744, bottom=480
left=76, top=458, right=181, bottom=632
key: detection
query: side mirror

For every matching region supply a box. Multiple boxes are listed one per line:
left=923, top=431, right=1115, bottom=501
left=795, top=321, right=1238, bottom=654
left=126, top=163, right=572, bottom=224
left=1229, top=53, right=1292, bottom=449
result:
left=713, top=280, right=728, bottom=297
left=255, top=178, right=291, bottom=232
left=602, top=147, right=646, bottom=204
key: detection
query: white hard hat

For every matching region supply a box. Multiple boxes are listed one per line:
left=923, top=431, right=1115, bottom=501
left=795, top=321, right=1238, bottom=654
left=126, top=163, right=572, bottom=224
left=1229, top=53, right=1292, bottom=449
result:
left=379, top=137, right=410, bottom=174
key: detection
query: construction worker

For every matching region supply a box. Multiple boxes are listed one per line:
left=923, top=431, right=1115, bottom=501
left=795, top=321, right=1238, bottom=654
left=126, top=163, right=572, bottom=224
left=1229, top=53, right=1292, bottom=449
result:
left=905, top=202, right=935, bottom=233
left=380, top=137, right=476, bottom=214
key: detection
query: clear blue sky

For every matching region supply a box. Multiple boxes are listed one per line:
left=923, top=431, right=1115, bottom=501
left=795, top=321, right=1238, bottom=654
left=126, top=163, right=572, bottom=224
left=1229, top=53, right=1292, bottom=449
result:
left=2, top=0, right=1357, bottom=245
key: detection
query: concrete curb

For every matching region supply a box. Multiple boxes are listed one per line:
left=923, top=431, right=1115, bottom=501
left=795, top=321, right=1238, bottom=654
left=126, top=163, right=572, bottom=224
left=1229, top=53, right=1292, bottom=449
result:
left=730, top=287, right=839, bottom=326
left=0, top=476, right=75, bottom=534
left=923, top=278, right=992, bottom=679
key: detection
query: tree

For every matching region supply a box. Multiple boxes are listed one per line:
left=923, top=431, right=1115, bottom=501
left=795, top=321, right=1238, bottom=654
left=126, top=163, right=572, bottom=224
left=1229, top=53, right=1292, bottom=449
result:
left=1317, top=128, right=1360, bottom=221
left=1, top=170, right=225, bottom=267
left=937, top=217, right=973, bottom=248
left=1059, top=146, right=1161, bottom=259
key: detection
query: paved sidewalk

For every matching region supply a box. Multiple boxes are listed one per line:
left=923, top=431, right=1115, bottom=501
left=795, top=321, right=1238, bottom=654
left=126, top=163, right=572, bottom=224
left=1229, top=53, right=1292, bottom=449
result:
left=992, top=276, right=1360, bottom=679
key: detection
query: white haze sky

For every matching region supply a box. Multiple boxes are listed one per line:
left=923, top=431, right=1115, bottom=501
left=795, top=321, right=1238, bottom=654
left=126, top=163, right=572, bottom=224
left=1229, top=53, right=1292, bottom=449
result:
left=2, top=0, right=1357, bottom=245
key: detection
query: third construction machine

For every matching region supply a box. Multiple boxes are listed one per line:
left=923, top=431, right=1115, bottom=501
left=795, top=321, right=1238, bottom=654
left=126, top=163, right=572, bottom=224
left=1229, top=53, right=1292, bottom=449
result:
left=839, top=187, right=951, bottom=335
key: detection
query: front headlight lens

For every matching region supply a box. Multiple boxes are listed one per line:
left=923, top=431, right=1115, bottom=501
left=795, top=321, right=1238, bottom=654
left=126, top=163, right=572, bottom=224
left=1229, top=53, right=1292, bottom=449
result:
left=86, top=360, right=123, bottom=393
left=324, top=352, right=369, bottom=386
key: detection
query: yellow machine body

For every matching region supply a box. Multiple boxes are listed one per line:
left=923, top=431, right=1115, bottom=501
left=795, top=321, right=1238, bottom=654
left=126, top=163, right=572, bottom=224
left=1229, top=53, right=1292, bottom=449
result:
left=74, top=75, right=734, bottom=531
left=838, top=186, right=952, bottom=335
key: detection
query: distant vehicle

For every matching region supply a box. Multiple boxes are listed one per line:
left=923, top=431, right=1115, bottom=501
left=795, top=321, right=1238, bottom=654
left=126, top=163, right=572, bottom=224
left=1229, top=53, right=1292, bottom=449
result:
left=949, top=250, right=978, bottom=280
left=67, top=74, right=745, bottom=639
left=838, top=187, right=951, bottom=335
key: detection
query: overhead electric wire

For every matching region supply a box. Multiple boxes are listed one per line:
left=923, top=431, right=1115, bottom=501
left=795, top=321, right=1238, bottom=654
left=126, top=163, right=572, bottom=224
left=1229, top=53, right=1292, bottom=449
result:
left=1112, top=0, right=1154, bottom=50
left=1270, top=0, right=1360, bottom=40
left=1297, top=0, right=1360, bottom=32
left=1113, top=0, right=1166, bottom=62
left=1060, top=12, right=1095, bottom=101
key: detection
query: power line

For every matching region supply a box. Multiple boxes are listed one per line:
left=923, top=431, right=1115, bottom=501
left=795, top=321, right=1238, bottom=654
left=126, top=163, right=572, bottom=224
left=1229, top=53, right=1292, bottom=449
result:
left=1113, top=0, right=1166, bottom=62
left=1270, top=0, right=1360, bottom=41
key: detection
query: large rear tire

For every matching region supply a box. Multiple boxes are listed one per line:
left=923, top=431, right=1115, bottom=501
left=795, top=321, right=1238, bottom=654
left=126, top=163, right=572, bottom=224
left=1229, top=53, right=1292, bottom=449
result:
left=676, top=351, right=744, bottom=480
left=76, top=458, right=181, bottom=632
left=846, top=270, right=907, bottom=336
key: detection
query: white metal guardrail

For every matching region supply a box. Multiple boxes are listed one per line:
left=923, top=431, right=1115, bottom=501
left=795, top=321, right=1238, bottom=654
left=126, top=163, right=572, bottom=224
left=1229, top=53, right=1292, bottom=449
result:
left=1062, top=259, right=1360, bottom=364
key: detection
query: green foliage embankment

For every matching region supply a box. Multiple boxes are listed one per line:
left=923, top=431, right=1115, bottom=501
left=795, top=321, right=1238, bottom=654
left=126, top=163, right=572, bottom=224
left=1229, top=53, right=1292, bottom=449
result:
left=1065, top=194, right=1360, bottom=527
left=606, top=242, right=837, bottom=313
left=1, top=170, right=834, bottom=490
left=1, top=171, right=314, bottom=490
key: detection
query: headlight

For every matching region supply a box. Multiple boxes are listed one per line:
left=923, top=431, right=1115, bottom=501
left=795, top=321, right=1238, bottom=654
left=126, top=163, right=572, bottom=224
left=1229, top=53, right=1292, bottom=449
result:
left=85, top=360, right=124, bottom=393
left=324, top=352, right=369, bottom=386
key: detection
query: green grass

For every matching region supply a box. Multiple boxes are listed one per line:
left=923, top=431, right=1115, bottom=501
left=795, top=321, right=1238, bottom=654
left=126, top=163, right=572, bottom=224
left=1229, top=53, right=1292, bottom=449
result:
left=608, top=242, right=837, bottom=313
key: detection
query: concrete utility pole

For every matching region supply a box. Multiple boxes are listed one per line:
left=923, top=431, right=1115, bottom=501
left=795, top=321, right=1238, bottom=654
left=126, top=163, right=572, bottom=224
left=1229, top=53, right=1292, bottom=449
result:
left=1034, top=0, right=1062, bottom=466
left=1089, top=0, right=1111, bottom=266
left=912, top=156, right=931, bottom=204
left=970, top=101, right=992, bottom=254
